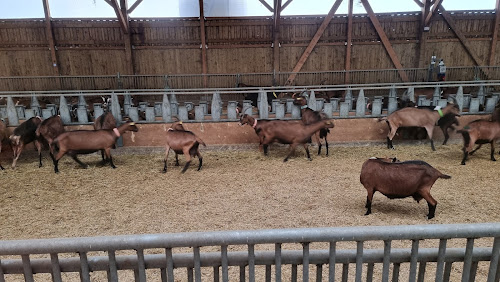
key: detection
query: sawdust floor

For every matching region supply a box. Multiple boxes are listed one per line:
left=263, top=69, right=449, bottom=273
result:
left=0, top=143, right=499, bottom=281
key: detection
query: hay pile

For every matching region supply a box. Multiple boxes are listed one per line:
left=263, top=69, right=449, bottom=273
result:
left=0, top=143, right=498, bottom=280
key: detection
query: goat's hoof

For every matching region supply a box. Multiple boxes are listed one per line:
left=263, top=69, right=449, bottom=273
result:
left=427, top=214, right=435, bottom=220
left=0, top=166, right=5, bottom=170
left=307, top=158, right=312, bottom=161
left=461, top=162, right=466, bottom=165
left=364, top=212, right=371, bottom=216
left=162, top=170, right=167, bottom=173
left=492, top=158, right=497, bottom=162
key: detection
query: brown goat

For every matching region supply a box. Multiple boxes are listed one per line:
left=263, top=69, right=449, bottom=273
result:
left=93, top=111, right=117, bottom=163
left=379, top=103, right=460, bottom=151
left=360, top=157, right=451, bottom=219
left=239, top=114, right=276, bottom=152
left=10, top=116, right=43, bottom=168
left=458, top=101, right=500, bottom=165
left=239, top=114, right=334, bottom=162
left=35, top=115, right=65, bottom=167
left=293, top=96, right=331, bottom=156
left=0, top=119, right=8, bottom=170
left=51, top=122, right=139, bottom=173
left=163, top=122, right=206, bottom=173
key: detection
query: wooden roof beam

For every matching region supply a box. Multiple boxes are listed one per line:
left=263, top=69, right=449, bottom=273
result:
left=258, top=0, right=274, bottom=13
left=127, top=0, right=144, bottom=14
left=42, top=0, right=60, bottom=75
left=110, top=0, right=129, bottom=33
left=281, top=0, right=293, bottom=12
left=424, top=0, right=443, bottom=26
left=439, top=5, right=483, bottom=66
left=285, top=0, right=343, bottom=86
left=489, top=0, right=500, bottom=65
left=360, top=0, right=409, bottom=82
left=416, top=0, right=431, bottom=68
left=413, top=0, right=424, bottom=8
left=344, top=0, right=353, bottom=84
left=273, top=0, right=282, bottom=76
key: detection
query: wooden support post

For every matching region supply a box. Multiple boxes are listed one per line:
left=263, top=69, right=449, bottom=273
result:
left=285, top=0, right=343, bottom=86
left=424, top=0, right=443, bottom=26
left=489, top=0, right=500, bottom=66
left=199, top=0, right=208, bottom=88
left=281, top=0, right=293, bottom=12
left=417, top=0, right=431, bottom=68
left=273, top=0, right=282, bottom=79
left=344, top=0, right=353, bottom=84
left=42, top=0, right=60, bottom=76
left=111, top=0, right=129, bottom=33
left=127, top=0, right=144, bottom=14
left=360, top=0, right=409, bottom=82
left=120, top=0, right=134, bottom=75
left=258, top=0, right=274, bottom=13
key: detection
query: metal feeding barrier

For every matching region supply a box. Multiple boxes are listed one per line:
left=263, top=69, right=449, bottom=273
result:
left=0, top=223, right=499, bottom=282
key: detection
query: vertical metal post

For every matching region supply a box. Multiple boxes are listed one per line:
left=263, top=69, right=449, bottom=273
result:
left=291, top=264, right=297, bottom=282
left=392, top=263, right=401, bottom=282
left=316, top=264, right=323, bottom=282
left=166, top=248, right=174, bottom=282
left=136, top=249, right=146, bottom=282
left=409, top=240, right=420, bottom=282
left=462, top=238, right=475, bottom=282
left=329, top=241, right=337, bottom=282
left=443, top=262, right=453, bottom=282
left=0, top=258, right=5, bottom=282
left=341, top=264, right=349, bottom=282
left=79, top=252, right=91, bottom=282
left=194, top=247, right=201, bottom=282
left=107, top=250, right=118, bottom=282
left=366, top=263, right=374, bottom=282
left=21, top=255, right=34, bottom=282
left=436, top=239, right=447, bottom=282
left=239, top=266, right=245, bottom=282
left=221, top=245, right=229, bottom=282
left=49, top=253, right=62, bottom=282
left=303, top=242, right=310, bottom=282
left=382, top=240, right=391, bottom=282
left=487, top=237, right=500, bottom=282
left=265, top=265, right=271, bottom=282
left=213, top=266, right=219, bottom=282
left=417, top=262, right=426, bottom=282
left=355, top=241, right=363, bottom=282
left=275, top=243, right=282, bottom=282
left=248, top=244, right=255, bottom=282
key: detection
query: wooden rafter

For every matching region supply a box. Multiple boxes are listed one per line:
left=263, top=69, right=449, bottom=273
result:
left=281, top=0, right=293, bottom=12
left=489, top=0, right=500, bottom=65
left=439, top=5, right=483, bottom=66
left=110, top=0, right=129, bottom=33
left=127, top=0, right=144, bottom=14
left=42, top=0, right=59, bottom=75
left=258, top=0, right=274, bottom=13
left=273, top=0, right=282, bottom=75
left=199, top=0, right=208, bottom=87
left=360, top=0, right=409, bottom=82
left=344, top=0, right=353, bottom=84
left=424, top=0, right=443, bottom=26
left=285, top=0, right=343, bottom=86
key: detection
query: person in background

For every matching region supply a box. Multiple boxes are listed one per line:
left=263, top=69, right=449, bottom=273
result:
left=437, top=59, right=446, bottom=81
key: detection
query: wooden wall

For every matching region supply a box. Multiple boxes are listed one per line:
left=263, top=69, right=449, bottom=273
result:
left=0, top=11, right=498, bottom=77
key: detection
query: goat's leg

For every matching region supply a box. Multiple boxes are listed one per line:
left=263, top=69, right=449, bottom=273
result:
left=283, top=144, right=297, bottom=162
left=469, top=144, right=482, bottom=155
left=263, top=144, right=269, bottom=155
left=424, top=126, right=436, bottom=151
left=11, top=143, right=24, bottom=169
left=105, top=148, right=116, bottom=169
left=490, top=141, right=496, bottom=161
left=35, top=140, right=43, bottom=167
left=175, top=154, right=180, bottom=166
left=387, top=123, right=397, bottom=150
left=0, top=144, right=3, bottom=170
left=442, top=128, right=450, bottom=145
left=303, top=144, right=312, bottom=161
left=162, top=146, right=171, bottom=173
left=100, top=149, right=107, bottom=165
left=461, top=148, right=469, bottom=165
left=324, top=136, right=329, bottom=156
left=196, top=150, right=203, bottom=171
left=419, top=187, right=437, bottom=219
left=181, top=147, right=192, bottom=173
left=314, top=133, right=322, bottom=155
left=365, top=189, right=374, bottom=215
left=53, top=149, right=68, bottom=173
left=71, top=155, right=89, bottom=169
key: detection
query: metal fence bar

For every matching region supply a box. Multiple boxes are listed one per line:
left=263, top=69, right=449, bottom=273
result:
left=366, top=263, right=374, bottom=282
left=443, top=262, right=453, bottom=282
left=79, top=252, right=90, bottom=282
left=49, top=253, right=62, bottom=282
left=275, top=243, right=281, bottom=282
left=341, top=263, right=349, bottom=282
left=213, top=266, right=219, bottom=282
left=265, top=265, right=271, bottom=282
left=382, top=240, right=391, bottom=282
left=487, top=237, right=500, bottom=282
left=417, top=261, right=427, bottom=282
left=436, top=239, right=448, bottom=282
left=355, top=241, right=363, bottom=282
left=221, top=245, right=228, bottom=282
left=303, top=243, right=310, bottom=282
left=291, top=264, right=297, bottom=282
left=328, top=241, right=336, bottom=282
left=462, top=238, right=475, bottom=282
left=187, top=267, right=193, bottom=282
left=107, top=250, right=118, bottom=282
left=194, top=247, right=201, bottom=282
left=316, top=264, right=322, bottom=282
left=21, top=255, right=34, bottom=282
left=239, top=266, right=245, bottom=282
left=409, top=240, right=420, bottom=282
left=165, top=248, right=174, bottom=282
left=392, top=263, right=400, bottom=282
left=248, top=244, right=255, bottom=282
left=0, top=258, right=4, bottom=282
left=136, top=249, right=146, bottom=282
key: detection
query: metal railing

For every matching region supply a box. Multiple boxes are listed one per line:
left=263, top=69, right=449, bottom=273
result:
left=1, top=66, right=499, bottom=92
left=0, top=223, right=499, bottom=282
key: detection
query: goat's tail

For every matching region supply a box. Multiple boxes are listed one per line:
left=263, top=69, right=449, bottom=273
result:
left=196, top=136, right=207, bottom=147
left=439, top=174, right=451, bottom=179
left=457, top=129, right=471, bottom=147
